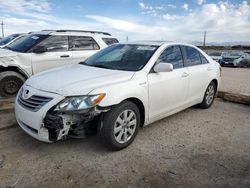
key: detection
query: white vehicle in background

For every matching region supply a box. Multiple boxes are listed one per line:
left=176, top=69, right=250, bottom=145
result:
left=0, top=30, right=118, bottom=97
left=0, top=33, right=26, bottom=48
left=219, top=52, right=245, bottom=67
left=208, top=51, right=222, bottom=62
left=15, top=42, right=221, bottom=150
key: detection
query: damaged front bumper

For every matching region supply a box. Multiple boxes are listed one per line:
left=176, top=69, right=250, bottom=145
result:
left=15, top=85, right=109, bottom=143
left=43, top=106, right=109, bottom=142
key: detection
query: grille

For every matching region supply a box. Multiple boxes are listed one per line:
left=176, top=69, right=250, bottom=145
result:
left=222, top=58, right=234, bottom=62
left=18, top=89, right=53, bottom=112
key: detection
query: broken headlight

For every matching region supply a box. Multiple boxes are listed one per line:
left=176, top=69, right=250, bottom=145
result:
left=54, top=94, right=105, bottom=113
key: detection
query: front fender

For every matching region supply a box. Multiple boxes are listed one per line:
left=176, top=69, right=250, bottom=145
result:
left=89, top=73, right=149, bottom=123
left=0, top=57, right=32, bottom=77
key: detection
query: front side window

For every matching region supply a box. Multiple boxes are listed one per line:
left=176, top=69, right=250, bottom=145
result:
left=36, top=36, right=69, bottom=52
left=7, top=34, right=48, bottom=53
left=157, top=46, right=184, bottom=69
left=69, top=36, right=99, bottom=50
left=182, top=46, right=202, bottom=66
left=81, top=44, right=158, bottom=71
left=102, top=38, right=119, bottom=46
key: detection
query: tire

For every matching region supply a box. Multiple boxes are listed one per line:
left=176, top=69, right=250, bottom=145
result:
left=198, top=81, right=216, bottom=109
left=99, top=101, right=140, bottom=150
left=0, top=71, right=25, bottom=98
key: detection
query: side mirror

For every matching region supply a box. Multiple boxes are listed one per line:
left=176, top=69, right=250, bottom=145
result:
left=33, top=46, right=47, bottom=53
left=153, top=62, right=173, bottom=73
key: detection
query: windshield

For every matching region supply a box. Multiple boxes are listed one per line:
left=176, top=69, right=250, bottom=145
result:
left=209, top=52, right=221, bottom=56
left=0, top=34, right=20, bottom=45
left=230, top=52, right=241, bottom=56
left=8, top=34, right=48, bottom=53
left=81, top=44, right=158, bottom=71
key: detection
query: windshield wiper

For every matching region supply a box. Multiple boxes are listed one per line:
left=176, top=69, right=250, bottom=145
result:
left=80, top=62, right=117, bottom=70
left=92, top=64, right=111, bottom=69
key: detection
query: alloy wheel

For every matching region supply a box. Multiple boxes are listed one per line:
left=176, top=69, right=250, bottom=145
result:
left=114, top=109, right=137, bottom=144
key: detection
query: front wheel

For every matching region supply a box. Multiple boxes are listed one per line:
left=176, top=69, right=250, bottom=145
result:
left=99, top=101, right=140, bottom=150
left=0, top=71, right=25, bottom=98
left=199, top=81, right=216, bottom=109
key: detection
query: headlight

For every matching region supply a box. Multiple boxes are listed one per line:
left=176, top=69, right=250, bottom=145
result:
left=54, top=93, right=105, bottom=113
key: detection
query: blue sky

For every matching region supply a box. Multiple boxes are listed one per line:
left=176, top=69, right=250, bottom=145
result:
left=0, top=0, right=250, bottom=42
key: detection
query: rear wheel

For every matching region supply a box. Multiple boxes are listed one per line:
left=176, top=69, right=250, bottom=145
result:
left=199, top=81, right=216, bottom=109
left=0, top=71, right=25, bottom=98
left=99, top=101, right=140, bottom=150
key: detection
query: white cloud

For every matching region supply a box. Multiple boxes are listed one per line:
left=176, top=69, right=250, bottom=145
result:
left=182, top=3, right=189, bottom=11
left=0, top=0, right=51, bottom=13
left=162, top=14, right=182, bottom=21
left=138, top=2, right=176, bottom=17
left=139, top=2, right=145, bottom=9
left=1, top=0, right=250, bottom=43
left=197, top=0, right=204, bottom=5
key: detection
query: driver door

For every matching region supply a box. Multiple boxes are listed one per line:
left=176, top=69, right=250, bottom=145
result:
left=147, top=45, right=189, bottom=120
left=31, top=35, right=72, bottom=74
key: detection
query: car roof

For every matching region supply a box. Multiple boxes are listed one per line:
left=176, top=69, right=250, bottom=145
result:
left=32, top=30, right=114, bottom=37
left=122, top=41, right=198, bottom=48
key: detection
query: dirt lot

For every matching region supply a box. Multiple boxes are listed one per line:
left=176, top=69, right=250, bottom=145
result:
left=221, top=68, right=250, bottom=95
left=0, top=99, right=250, bottom=188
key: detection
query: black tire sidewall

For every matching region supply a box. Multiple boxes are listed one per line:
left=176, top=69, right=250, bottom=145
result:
left=0, top=71, right=25, bottom=97
left=201, top=82, right=216, bottom=109
left=100, top=101, right=140, bottom=150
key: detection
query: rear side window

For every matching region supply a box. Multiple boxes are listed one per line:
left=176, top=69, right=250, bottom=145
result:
left=157, top=46, right=184, bottom=69
left=37, top=35, right=69, bottom=52
left=182, top=46, right=202, bottom=66
left=69, top=36, right=99, bottom=50
left=102, top=38, right=119, bottom=46
left=200, top=54, right=209, bottom=64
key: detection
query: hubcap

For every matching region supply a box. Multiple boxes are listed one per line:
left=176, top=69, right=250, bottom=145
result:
left=4, top=80, right=19, bottom=94
left=205, top=85, right=215, bottom=105
left=114, top=109, right=137, bottom=144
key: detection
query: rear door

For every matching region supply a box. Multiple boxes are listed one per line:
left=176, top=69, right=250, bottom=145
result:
left=31, top=35, right=72, bottom=74
left=69, top=36, right=100, bottom=64
left=181, top=46, right=210, bottom=103
left=147, top=45, right=189, bottom=119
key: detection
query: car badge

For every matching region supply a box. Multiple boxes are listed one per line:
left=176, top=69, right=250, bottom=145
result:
left=23, top=89, right=30, bottom=99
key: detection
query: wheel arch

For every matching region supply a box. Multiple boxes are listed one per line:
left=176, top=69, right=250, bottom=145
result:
left=0, top=66, right=29, bottom=80
left=211, top=79, right=218, bottom=92
left=123, top=97, right=145, bottom=127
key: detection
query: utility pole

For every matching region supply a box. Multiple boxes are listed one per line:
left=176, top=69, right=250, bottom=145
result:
left=203, top=31, right=206, bottom=46
left=1, top=21, right=4, bottom=38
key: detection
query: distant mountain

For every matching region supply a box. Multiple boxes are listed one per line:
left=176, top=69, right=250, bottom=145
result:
left=191, top=41, right=250, bottom=46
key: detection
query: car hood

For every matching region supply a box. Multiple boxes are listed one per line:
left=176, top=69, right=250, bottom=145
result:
left=222, top=56, right=241, bottom=59
left=0, top=48, right=18, bottom=57
left=26, top=64, right=135, bottom=96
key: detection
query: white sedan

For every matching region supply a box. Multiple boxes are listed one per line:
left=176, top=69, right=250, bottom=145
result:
left=15, top=42, right=221, bottom=150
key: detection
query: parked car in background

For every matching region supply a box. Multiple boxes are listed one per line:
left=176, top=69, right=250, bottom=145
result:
left=238, top=52, right=250, bottom=68
left=0, top=33, right=26, bottom=48
left=15, top=42, right=221, bottom=150
left=0, top=30, right=118, bottom=97
left=219, top=52, right=244, bottom=67
left=208, top=51, right=222, bottom=62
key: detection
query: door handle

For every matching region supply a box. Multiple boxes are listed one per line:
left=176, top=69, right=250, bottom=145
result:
left=182, top=72, right=189, bottom=77
left=60, top=55, right=70, bottom=58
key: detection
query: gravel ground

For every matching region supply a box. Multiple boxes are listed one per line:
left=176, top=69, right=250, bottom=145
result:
left=0, top=99, right=250, bottom=188
left=221, top=68, right=250, bottom=95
